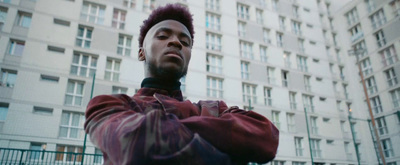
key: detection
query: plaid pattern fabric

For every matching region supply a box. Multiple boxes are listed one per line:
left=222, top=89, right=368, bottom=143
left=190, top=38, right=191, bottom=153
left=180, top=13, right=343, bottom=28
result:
left=85, top=87, right=279, bottom=165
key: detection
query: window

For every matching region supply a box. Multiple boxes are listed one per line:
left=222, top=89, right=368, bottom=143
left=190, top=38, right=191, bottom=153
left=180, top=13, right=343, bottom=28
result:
left=117, top=34, right=132, bottom=56
left=207, top=77, right=223, bottom=98
left=260, top=46, right=268, bottom=62
left=206, top=32, right=221, bottom=51
left=206, top=12, right=220, bottom=31
left=0, top=103, right=9, bottom=121
left=390, top=0, right=400, bottom=17
left=105, top=59, right=120, bottom=81
left=94, top=148, right=104, bottom=164
left=294, top=137, right=303, bottom=156
left=370, top=9, right=386, bottom=29
left=282, top=70, right=289, bottom=87
left=272, top=0, right=279, bottom=11
left=375, top=30, right=386, bottom=48
left=48, top=45, right=65, bottom=53
left=242, top=83, right=257, bottom=104
left=292, top=162, right=305, bottom=165
left=271, top=111, right=280, bottom=129
left=310, top=117, right=318, bottom=135
left=80, top=1, right=105, bottom=24
left=349, top=24, right=363, bottom=42
left=123, top=0, right=136, bottom=8
left=297, top=56, right=308, bottom=72
left=180, top=77, right=186, bottom=92
left=337, top=101, right=343, bottom=111
left=291, top=21, right=301, bottom=35
left=59, top=111, right=85, bottom=139
left=302, top=95, right=314, bottom=112
left=112, top=9, right=126, bottom=30
left=241, top=61, right=249, bottom=80
left=237, top=21, right=246, bottom=37
left=65, top=80, right=84, bottom=106
left=206, top=54, right=222, bottom=74
left=376, top=117, right=388, bottom=135
left=263, top=28, right=271, bottom=43
left=276, top=32, right=283, bottom=47
left=304, top=76, right=311, bottom=92
left=365, top=77, right=378, bottom=95
left=56, top=145, right=83, bottom=162
left=360, top=58, right=373, bottom=76
left=293, top=5, right=299, bottom=18
left=272, top=160, right=285, bottom=165
left=143, top=0, right=156, bottom=12
left=289, top=92, right=297, bottom=110
left=76, top=26, right=92, bottom=48
left=8, top=39, right=25, bottom=56
left=385, top=68, right=398, bottom=87
left=381, top=45, right=398, bottom=66
left=287, top=113, right=295, bottom=132
left=239, top=41, right=253, bottom=59
left=298, top=39, right=304, bottom=53
left=365, top=0, right=375, bottom=12
left=381, top=139, right=394, bottom=158
left=353, top=40, right=368, bottom=58
left=0, top=69, right=17, bottom=88
left=17, top=11, right=32, bottom=28
left=256, top=9, right=264, bottom=24
left=29, top=143, right=43, bottom=160
left=70, top=53, right=97, bottom=77
left=0, top=7, right=8, bottom=31
left=310, top=139, right=322, bottom=158
left=390, top=89, right=400, bottom=108
left=267, top=67, right=275, bottom=84
left=283, top=52, right=291, bottom=68
left=237, top=3, right=249, bottom=20
left=279, top=16, right=285, bottom=30
left=346, top=8, right=359, bottom=25
left=33, top=106, right=53, bottom=115
left=112, top=86, right=127, bottom=94
left=344, top=142, right=352, bottom=160
left=371, top=96, right=383, bottom=114
left=206, top=0, right=219, bottom=11
left=264, top=87, right=272, bottom=106
left=343, top=84, right=349, bottom=99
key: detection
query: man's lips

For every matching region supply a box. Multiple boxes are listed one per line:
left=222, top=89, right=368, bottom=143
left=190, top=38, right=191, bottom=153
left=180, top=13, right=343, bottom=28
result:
left=164, top=51, right=183, bottom=59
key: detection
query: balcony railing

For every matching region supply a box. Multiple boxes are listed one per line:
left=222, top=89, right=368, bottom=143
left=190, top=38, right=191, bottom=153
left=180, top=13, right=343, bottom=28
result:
left=351, top=32, right=364, bottom=43
left=0, top=148, right=103, bottom=165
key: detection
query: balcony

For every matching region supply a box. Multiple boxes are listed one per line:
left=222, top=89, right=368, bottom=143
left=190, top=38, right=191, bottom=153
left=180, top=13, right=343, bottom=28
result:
left=367, top=86, right=378, bottom=95
left=0, top=148, right=103, bottom=165
left=377, top=38, right=386, bottom=48
left=387, top=77, right=398, bottom=87
left=282, top=80, right=288, bottom=87
left=267, top=77, right=276, bottom=84
left=206, top=43, right=222, bottom=52
left=382, top=55, right=397, bottom=67
left=351, top=32, right=364, bottom=43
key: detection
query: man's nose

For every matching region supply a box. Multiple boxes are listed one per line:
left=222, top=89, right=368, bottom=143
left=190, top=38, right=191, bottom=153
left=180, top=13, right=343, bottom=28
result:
left=167, top=36, right=182, bottom=49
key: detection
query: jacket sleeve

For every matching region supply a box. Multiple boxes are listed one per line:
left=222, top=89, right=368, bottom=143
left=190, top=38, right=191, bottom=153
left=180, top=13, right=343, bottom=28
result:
left=84, top=95, right=231, bottom=165
left=180, top=101, right=279, bottom=163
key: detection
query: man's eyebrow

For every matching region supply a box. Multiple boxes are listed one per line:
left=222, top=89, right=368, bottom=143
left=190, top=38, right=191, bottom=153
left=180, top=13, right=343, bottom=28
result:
left=156, top=27, right=191, bottom=39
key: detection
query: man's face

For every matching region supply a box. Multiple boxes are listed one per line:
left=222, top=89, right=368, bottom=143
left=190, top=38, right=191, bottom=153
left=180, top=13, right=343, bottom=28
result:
left=139, top=20, right=192, bottom=80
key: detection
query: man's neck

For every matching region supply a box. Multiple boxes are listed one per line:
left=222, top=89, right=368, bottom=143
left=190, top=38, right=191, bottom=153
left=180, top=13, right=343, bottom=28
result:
left=141, top=77, right=181, bottom=92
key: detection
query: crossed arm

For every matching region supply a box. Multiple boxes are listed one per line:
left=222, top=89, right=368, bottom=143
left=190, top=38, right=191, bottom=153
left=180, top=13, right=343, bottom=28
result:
left=85, top=94, right=279, bottom=164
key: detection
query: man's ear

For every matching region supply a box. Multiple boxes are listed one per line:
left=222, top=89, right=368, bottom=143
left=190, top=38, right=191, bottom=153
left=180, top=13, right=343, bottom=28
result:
left=138, top=48, right=145, bottom=61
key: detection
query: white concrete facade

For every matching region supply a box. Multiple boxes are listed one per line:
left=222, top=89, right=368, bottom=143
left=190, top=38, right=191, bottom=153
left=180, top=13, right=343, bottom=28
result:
left=0, top=0, right=399, bottom=164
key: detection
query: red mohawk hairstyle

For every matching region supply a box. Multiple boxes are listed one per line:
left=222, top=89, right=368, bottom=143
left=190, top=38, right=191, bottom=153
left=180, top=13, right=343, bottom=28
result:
left=138, top=4, right=194, bottom=47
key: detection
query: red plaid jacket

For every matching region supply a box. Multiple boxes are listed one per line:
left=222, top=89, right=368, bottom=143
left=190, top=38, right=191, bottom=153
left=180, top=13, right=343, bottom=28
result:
left=85, top=87, right=279, bottom=165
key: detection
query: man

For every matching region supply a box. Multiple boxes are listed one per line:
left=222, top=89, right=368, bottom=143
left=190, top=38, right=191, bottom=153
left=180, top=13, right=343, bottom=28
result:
left=85, top=4, right=279, bottom=165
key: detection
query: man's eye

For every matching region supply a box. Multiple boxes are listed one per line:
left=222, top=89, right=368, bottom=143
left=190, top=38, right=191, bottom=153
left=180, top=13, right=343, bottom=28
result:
left=180, top=40, right=190, bottom=46
left=157, top=35, right=168, bottom=39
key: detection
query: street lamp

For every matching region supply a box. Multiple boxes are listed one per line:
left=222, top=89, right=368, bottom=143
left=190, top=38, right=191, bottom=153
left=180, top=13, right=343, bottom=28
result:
left=348, top=48, right=386, bottom=165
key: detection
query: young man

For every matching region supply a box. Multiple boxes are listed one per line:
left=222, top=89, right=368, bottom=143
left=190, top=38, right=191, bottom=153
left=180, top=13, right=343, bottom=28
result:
left=85, top=4, right=279, bottom=165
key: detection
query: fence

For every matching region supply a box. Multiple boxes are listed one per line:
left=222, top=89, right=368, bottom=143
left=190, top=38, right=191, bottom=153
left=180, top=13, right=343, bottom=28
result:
left=0, top=148, right=103, bottom=165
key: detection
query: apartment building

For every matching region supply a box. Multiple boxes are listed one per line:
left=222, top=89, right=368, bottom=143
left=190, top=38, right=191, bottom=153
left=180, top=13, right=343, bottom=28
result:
left=333, top=0, right=400, bottom=165
left=0, top=0, right=398, bottom=164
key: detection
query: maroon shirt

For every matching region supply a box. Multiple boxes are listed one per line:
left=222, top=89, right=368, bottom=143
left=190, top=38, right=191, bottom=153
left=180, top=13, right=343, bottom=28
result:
left=85, top=87, right=279, bottom=164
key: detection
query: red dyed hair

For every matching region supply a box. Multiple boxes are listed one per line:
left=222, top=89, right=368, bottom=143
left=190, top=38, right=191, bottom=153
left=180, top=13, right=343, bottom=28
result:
left=139, top=4, right=194, bottom=47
